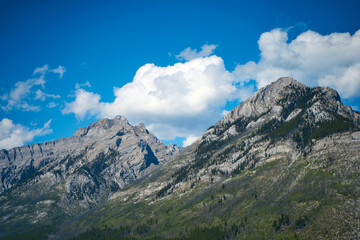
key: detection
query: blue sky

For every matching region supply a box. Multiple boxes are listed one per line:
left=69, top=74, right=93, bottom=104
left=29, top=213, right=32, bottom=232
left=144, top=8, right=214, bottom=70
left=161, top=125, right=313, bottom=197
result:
left=1, top=0, right=360, bottom=149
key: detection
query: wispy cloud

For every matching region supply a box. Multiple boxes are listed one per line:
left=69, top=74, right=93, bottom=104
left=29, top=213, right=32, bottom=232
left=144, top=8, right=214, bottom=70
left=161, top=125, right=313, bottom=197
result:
left=75, top=81, right=91, bottom=89
left=34, top=64, right=66, bottom=78
left=34, top=89, right=61, bottom=101
left=176, top=44, right=218, bottom=61
left=51, top=65, right=66, bottom=78
left=0, top=118, right=52, bottom=150
left=1, top=65, right=64, bottom=111
left=34, top=64, right=49, bottom=75
left=1, top=76, right=45, bottom=111
left=47, top=102, right=58, bottom=108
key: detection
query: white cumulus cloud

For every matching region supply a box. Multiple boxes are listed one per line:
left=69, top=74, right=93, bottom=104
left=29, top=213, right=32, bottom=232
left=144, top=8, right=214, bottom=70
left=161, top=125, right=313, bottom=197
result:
left=182, top=135, right=199, bottom=147
left=0, top=119, right=53, bottom=150
left=62, top=89, right=102, bottom=119
left=63, top=29, right=360, bottom=146
left=222, top=110, right=230, bottom=116
left=233, top=28, right=360, bottom=98
left=63, top=55, right=239, bottom=141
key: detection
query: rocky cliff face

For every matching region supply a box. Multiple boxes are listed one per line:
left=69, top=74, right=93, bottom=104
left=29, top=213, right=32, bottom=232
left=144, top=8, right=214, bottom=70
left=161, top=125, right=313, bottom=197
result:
left=221, top=77, right=359, bottom=125
left=152, top=77, right=359, bottom=194
left=0, top=115, right=179, bottom=212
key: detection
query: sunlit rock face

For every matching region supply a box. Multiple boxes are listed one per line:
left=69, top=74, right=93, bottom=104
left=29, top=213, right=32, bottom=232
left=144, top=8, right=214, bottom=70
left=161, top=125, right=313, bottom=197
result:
left=0, top=115, right=180, bottom=210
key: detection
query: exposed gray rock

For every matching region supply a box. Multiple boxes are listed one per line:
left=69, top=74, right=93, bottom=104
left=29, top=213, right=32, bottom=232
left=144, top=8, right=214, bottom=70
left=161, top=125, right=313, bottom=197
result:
left=0, top=115, right=180, bottom=211
left=150, top=77, right=360, bottom=200
left=221, top=77, right=360, bottom=126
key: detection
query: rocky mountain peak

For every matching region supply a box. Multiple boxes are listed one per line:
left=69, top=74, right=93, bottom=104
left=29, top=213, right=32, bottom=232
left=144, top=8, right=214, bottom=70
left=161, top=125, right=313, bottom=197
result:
left=113, top=114, right=129, bottom=123
left=161, top=77, right=360, bottom=214
left=136, top=123, right=147, bottom=131
left=249, top=76, right=306, bottom=103
left=200, top=77, right=359, bottom=158
left=221, top=77, right=306, bottom=123
left=0, top=115, right=180, bottom=210
left=269, top=76, right=305, bottom=89
left=220, top=77, right=359, bottom=127
left=73, top=115, right=130, bottom=137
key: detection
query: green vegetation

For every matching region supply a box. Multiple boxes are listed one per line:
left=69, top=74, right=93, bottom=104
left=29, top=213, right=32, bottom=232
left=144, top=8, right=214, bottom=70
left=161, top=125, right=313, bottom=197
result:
left=61, top=148, right=359, bottom=240
left=295, top=216, right=308, bottom=229
left=270, top=111, right=303, bottom=138
left=257, top=109, right=357, bottom=149
left=73, top=226, right=133, bottom=240
left=279, top=86, right=314, bottom=117
left=0, top=226, right=55, bottom=240
left=309, top=113, right=355, bottom=139
left=157, top=183, right=172, bottom=197
left=2, top=140, right=359, bottom=240
left=273, top=214, right=290, bottom=231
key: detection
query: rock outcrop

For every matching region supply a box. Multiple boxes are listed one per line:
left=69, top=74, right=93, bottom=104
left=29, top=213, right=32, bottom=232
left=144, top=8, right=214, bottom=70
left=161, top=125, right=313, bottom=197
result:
left=0, top=115, right=179, bottom=209
left=156, top=77, right=360, bottom=197
left=221, top=77, right=359, bottom=125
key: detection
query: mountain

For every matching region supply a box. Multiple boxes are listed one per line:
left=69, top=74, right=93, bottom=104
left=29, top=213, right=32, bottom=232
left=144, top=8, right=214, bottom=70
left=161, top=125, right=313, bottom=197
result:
left=1, top=77, right=360, bottom=240
left=0, top=116, right=179, bottom=238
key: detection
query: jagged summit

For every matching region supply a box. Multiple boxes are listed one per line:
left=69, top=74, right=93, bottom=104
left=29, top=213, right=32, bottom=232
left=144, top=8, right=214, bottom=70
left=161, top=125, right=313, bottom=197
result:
left=155, top=76, right=360, bottom=207
left=221, top=77, right=359, bottom=126
left=221, top=77, right=305, bottom=122
left=0, top=113, right=179, bottom=197
left=270, top=76, right=305, bottom=88
left=198, top=76, right=359, bottom=165
left=73, top=115, right=129, bottom=137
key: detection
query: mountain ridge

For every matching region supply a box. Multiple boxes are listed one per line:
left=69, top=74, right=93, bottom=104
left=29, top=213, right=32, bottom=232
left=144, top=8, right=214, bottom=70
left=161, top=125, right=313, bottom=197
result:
left=1, top=77, right=360, bottom=240
left=0, top=115, right=180, bottom=223
left=221, top=77, right=359, bottom=126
